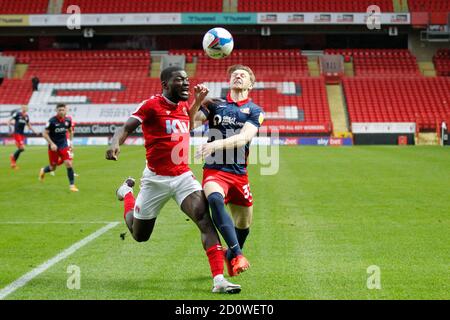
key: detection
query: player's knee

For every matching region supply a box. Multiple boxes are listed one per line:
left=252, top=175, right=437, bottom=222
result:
left=207, top=192, right=225, bottom=209
left=235, top=220, right=251, bottom=229
left=195, top=211, right=215, bottom=233
left=19, top=146, right=25, bottom=151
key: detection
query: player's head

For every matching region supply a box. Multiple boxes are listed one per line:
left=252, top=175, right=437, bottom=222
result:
left=56, top=103, right=67, bottom=118
left=228, top=64, right=255, bottom=91
left=21, top=105, right=28, bottom=112
left=160, top=66, right=190, bottom=102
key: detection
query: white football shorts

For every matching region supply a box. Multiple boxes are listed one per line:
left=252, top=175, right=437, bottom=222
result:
left=133, top=166, right=202, bottom=220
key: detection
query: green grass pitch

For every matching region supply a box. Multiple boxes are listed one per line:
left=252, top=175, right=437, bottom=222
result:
left=0, top=145, right=449, bottom=299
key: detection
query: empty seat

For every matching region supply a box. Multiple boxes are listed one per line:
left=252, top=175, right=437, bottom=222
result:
left=238, top=0, right=394, bottom=12
left=343, top=77, right=450, bottom=131
left=62, top=0, right=223, bottom=13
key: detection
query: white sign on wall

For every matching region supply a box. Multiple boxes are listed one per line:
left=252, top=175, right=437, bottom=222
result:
left=352, top=122, right=416, bottom=134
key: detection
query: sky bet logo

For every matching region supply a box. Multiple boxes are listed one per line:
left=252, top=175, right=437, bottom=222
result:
left=166, top=119, right=189, bottom=134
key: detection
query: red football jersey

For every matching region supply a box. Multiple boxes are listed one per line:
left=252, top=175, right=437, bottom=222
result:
left=131, top=95, right=191, bottom=176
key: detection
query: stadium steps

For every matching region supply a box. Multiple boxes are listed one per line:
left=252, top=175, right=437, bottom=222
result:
left=149, top=61, right=196, bottom=78
left=13, top=64, right=28, bottom=79
left=185, top=62, right=196, bottom=77
left=419, top=62, right=437, bottom=77
left=416, top=132, right=439, bottom=145
left=393, top=0, right=409, bottom=12
left=307, top=57, right=320, bottom=77
left=223, top=0, right=237, bottom=12
left=48, top=0, right=63, bottom=14
left=150, top=62, right=161, bottom=78
left=326, top=84, right=349, bottom=136
left=344, top=61, right=354, bottom=77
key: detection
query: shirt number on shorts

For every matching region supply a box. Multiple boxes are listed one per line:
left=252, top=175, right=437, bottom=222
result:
left=243, top=184, right=252, bottom=200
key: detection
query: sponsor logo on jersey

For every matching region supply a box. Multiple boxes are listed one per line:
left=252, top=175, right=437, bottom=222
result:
left=240, top=107, right=250, bottom=114
left=166, top=119, right=189, bottom=134
left=216, top=115, right=245, bottom=127
left=55, top=127, right=67, bottom=133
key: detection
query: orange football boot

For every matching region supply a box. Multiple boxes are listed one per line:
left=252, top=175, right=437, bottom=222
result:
left=231, top=255, right=250, bottom=275
left=223, top=248, right=237, bottom=277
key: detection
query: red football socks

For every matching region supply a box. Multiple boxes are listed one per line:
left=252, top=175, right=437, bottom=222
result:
left=206, top=244, right=224, bottom=278
left=123, top=192, right=135, bottom=220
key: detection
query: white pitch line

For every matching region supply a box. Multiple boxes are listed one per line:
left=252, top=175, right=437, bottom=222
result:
left=0, top=222, right=119, bottom=300
left=0, top=221, right=119, bottom=225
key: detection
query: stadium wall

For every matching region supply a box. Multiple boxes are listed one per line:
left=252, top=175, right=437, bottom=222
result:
left=353, top=133, right=415, bottom=145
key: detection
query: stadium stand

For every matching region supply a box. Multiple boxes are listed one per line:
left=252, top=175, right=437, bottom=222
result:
left=54, top=79, right=162, bottom=103
left=0, top=49, right=330, bottom=134
left=237, top=0, right=394, bottom=12
left=3, top=47, right=448, bottom=134
left=343, top=77, right=450, bottom=131
left=325, top=49, right=420, bottom=77
left=2, top=50, right=151, bottom=82
left=61, top=0, right=223, bottom=13
left=170, top=49, right=309, bottom=79
left=249, top=79, right=330, bottom=122
left=0, top=0, right=48, bottom=14
left=433, top=49, right=450, bottom=77
left=0, top=50, right=152, bottom=104
left=170, top=49, right=329, bottom=133
left=407, top=0, right=450, bottom=12
left=0, top=79, right=33, bottom=104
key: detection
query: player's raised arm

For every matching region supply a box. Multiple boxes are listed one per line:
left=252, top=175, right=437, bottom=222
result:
left=189, top=84, right=209, bottom=130
left=105, top=117, right=140, bottom=161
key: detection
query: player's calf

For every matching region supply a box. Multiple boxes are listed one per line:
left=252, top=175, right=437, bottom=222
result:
left=116, top=177, right=155, bottom=242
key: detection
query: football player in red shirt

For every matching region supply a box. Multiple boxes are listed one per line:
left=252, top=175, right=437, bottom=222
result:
left=105, top=66, right=240, bottom=294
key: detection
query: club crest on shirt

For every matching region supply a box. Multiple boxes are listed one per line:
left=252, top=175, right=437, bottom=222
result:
left=240, top=107, right=250, bottom=114
left=166, top=111, right=171, bottom=115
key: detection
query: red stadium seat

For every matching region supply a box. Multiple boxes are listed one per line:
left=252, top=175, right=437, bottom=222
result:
left=408, top=0, right=450, bottom=12
left=238, top=0, right=394, bottom=12
left=343, top=77, right=450, bottom=131
left=61, top=0, right=223, bottom=13
left=433, top=49, right=450, bottom=77
left=324, top=49, right=420, bottom=77
left=0, top=49, right=331, bottom=134
left=0, top=0, right=48, bottom=14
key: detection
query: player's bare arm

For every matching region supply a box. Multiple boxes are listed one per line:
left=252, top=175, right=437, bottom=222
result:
left=42, top=129, right=57, bottom=151
left=106, top=117, right=140, bottom=161
left=27, top=123, right=38, bottom=135
left=7, top=117, right=14, bottom=134
left=69, top=127, right=74, bottom=141
left=196, top=122, right=258, bottom=159
left=189, top=84, right=209, bottom=130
